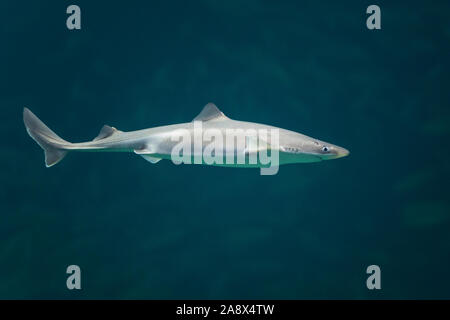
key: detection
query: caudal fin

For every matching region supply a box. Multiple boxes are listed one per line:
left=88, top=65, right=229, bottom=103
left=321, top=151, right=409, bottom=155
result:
left=23, top=107, right=70, bottom=167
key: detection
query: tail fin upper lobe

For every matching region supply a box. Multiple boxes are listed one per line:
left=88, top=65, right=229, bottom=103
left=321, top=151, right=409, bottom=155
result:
left=23, top=107, right=69, bottom=167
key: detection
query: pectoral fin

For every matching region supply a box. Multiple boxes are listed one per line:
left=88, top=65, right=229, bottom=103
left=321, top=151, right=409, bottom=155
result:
left=134, top=147, right=162, bottom=164
left=140, top=155, right=162, bottom=164
left=134, top=147, right=155, bottom=155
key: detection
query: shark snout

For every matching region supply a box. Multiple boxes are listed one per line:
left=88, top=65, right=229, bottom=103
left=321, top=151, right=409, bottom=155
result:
left=334, top=146, right=350, bottom=159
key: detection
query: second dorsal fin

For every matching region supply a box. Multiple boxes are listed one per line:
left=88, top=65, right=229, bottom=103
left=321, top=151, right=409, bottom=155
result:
left=93, top=125, right=121, bottom=141
left=193, top=103, right=229, bottom=122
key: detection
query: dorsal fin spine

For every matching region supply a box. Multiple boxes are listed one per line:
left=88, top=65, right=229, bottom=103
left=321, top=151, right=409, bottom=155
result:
left=93, top=125, right=120, bottom=141
left=193, top=103, right=229, bottom=122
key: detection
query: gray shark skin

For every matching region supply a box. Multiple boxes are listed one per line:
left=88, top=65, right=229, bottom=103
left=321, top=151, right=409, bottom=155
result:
left=23, top=103, right=349, bottom=168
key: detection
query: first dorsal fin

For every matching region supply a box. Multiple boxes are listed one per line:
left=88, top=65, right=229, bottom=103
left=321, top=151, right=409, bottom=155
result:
left=93, top=125, right=121, bottom=141
left=193, top=103, right=229, bottom=122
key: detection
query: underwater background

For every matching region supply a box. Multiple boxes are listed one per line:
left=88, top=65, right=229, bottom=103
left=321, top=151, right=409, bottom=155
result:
left=1, top=0, right=449, bottom=299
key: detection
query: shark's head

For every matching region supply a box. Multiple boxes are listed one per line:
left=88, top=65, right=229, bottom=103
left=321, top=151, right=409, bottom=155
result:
left=277, top=130, right=350, bottom=164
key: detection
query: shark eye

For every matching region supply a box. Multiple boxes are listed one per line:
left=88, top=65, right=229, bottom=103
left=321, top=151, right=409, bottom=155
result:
left=322, top=146, right=329, bottom=152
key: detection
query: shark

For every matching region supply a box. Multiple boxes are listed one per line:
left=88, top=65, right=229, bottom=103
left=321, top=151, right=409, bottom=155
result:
left=23, top=103, right=349, bottom=173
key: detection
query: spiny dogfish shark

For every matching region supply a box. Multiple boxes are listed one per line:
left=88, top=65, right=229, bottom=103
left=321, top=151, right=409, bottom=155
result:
left=23, top=103, right=349, bottom=174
